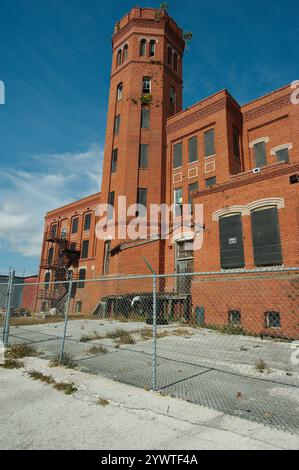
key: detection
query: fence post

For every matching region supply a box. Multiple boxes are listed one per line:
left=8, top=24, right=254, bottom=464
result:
left=3, top=271, right=15, bottom=347
left=152, top=273, right=157, bottom=392
left=59, top=279, right=73, bottom=363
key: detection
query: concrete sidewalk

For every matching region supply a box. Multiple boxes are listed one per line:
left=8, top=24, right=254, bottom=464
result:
left=0, top=357, right=298, bottom=450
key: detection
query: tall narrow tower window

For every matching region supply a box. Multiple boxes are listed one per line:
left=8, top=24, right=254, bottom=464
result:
left=123, top=44, right=128, bottom=62
left=140, top=39, right=147, bottom=57
left=111, top=149, right=118, bottom=173
left=142, top=77, right=151, bottom=94
left=141, top=108, right=150, bottom=129
left=116, top=49, right=122, bottom=67
left=117, top=83, right=123, bottom=101
left=167, top=46, right=173, bottom=65
left=139, top=144, right=149, bottom=168
left=170, top=86, right=176, bottom=114
left=173, top=52, right=178, bottom=71
left=108, top=191, right=115, bottom=220
left=114, top=115, right=120, bottom=135
left=149, top=40, right=156, bottom=57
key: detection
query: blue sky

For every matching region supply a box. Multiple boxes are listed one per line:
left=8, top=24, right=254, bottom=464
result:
left=0, top=0, right=298, bottom=275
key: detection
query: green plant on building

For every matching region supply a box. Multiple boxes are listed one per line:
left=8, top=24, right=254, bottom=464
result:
left=140, top=93, right=153, bottom=106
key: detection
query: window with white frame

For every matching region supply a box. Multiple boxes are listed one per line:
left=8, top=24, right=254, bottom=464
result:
left=140, top=39, right=147, bottom=57
left=174, top=187, right=183, bottom=217
left=117, top=83, right=123, bottom=101
left=142, top=77, right=151, bottom=94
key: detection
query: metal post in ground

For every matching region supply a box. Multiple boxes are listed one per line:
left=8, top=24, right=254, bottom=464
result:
left=3, top=270, right=15, bottom=347
left=59, top=278, right=73, bottom=364
left=143, top=258, right=158, bottom=392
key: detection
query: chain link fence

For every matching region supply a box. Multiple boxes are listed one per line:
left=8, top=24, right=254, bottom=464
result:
left=2, top=268, right=299, bottom=433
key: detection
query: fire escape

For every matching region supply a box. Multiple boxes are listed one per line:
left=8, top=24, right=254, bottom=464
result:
left=37, top=229, right=81, bottom=314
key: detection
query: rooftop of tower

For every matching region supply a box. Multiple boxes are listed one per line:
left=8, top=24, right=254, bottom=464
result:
left=113, top=6, right=184, bottom=40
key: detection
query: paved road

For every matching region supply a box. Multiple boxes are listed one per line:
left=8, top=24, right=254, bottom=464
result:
left=1, top=358, right=299, bottom=450
left=6, top=319, right=299, bottom=433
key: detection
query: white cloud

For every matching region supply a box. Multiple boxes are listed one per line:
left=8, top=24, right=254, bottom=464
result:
left=0, top=143, right=103, bottom=258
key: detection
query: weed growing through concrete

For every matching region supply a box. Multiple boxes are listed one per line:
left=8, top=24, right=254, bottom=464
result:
left=255, top=359, right=271, bottom=374
left=28, top=370, right=78, bottom=395
left=50, top=353, right=76, bottom=369
left=0, top=358, right=24, bottom=369
left=98, top=398, right=109, bottom=407
left=6, top=344, right=38, bottom=359
left=88, top=345, right=108, bottom=355
left=106, top=329, right=136, bottom=345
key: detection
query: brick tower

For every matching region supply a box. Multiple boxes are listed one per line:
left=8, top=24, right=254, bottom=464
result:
left=98, top=7, right=185, bottom=275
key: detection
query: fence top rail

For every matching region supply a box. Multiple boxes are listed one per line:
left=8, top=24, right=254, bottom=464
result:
left=11, top=266, right=299, bottom=287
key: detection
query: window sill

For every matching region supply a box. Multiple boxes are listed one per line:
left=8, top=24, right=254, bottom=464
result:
left=205, top=154, right=216, bottom=159
left=188, top=160, right=199, bottom=166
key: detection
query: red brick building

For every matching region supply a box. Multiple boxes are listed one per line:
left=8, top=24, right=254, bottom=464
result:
left=36, top=7, right=299, bottom=336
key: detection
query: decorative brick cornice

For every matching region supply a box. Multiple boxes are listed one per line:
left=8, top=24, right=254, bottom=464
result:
left=247, top=114, right=289, bottom=132
left=167, top=97, right=227, bottom=134
left=243, top=94, right=290, bottom=122
left=193, top=162, right=299, bottom=199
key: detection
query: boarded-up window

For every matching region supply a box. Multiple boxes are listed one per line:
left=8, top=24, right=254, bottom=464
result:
left=139, top=144, right=148, bottom=168
left=204, top=129, right=215, bottom=157
left=81, top=240, right=89, bottom=259
left=114, top=115, right=120, bottom=135
left=251, top=207, right=282, bottom=266
left=111, top=149, right=118, bottom=173
left=188, top=136, right=198, bottom=163
left=141, top=108, right=150, bottom=129
left=276, top=148, right=289, bottom=163
left=103, top=240, right=111, bottom=275
left=253, top=141, right=267, bottom=167
left=219, top=214, right=245, bottom=269
left=173, top=143, right=182, bottom=168
left=228, top=310, right=241, bottom=326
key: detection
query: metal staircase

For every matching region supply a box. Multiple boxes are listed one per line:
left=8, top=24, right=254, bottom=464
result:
left=37, top=230, right=81, bottom=314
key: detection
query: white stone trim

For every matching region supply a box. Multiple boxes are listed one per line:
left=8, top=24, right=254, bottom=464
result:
left=205, top=161, right=216, bottom=174
left=78, top=266, right=87, bottom=271
left=188, top=167, right=198, bottom=179
left=270, top=143, right=293, bottom=155
left=213, top=207, right=246, bottom=222
left=173, top=232, right=194, bottom=242
left=212, top=198, right=285, bottom=222
left=249, top=137, right=269, bottom=148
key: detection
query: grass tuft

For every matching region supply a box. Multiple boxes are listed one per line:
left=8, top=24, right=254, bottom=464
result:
left=53, top=382, right=78, bottom=395
left=28, top=371, right=54, bottom=384
left=50, top=353, right=76, bottom=369
left=88, top=345, right=108, bottom=355
left=0, top=358, right=24, bottom=369
left=6, top=344, right=38, bottom=359
left=255, top=359, right=271, bottom=374
left=98, top=398, right=109, bottom=407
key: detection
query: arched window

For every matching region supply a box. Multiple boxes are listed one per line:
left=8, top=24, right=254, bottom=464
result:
left=140, top=39, right=147, bottom=57
left=167, top=46, right=173, bottom=65
left=173, top=52, right=178, bottom=71
left=116, top=49, right=122, bottom=67
left=149, top=40, right=156, bottom=57
left=142, top=77, right=151, bottom=94
left=117, top=82, right=123, bottom=101
left=123, top=44, right=128, bottom=62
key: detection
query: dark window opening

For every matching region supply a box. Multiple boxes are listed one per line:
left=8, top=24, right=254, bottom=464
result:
left=140, top=39, right=146, bottom=57
left=233, top=127, right=240, bottom=159
left=78, top=269, right=86, bottom=289
left=204, top=129, right=215, bottom=157
left=139, top=144, right=148, bottom=168
left=137, top=188, right=147, bottom=217
left=48, top=247, right=54, bottom=265
left=81, top=240, right=89, bottom=259
left=149, top=40, right=156, bottom=57
left=173, top=52, right=178, bottom=71
left=116, top=49, right=122, bottom=67
left=167, top=46, right=173, bottom=65
left=170, top=86, right=176, bottom=115
left=188, top=136, right=198, bottom=163
left=51, top=224, right=57, bottom=238
left=251, top=207, right=283, bottom=267
left=123, top=44, right=128, bottom=62
left=71, top=217, right=79, bottom=234
left=111, top=148, right=118, bottom=173
left=219, top=214, right=245, bottom=269
left=253, top=141, right=267, bottom=168
left=265, top=311, right=281, bottom=328
left=117, top=83, right=123, bottom=101
left=228, top=310, right=241, bottom=326
left=141, top=108, right=150, bottom=129
left=44, top=272, right=51, bottom=291
left=174, top=188, right=183, bottom=217
left=173, top=142, right=182, bottom=169
left=84, top=213, right=91, bottom=231
left=142, top=77, right=151, bottom=94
